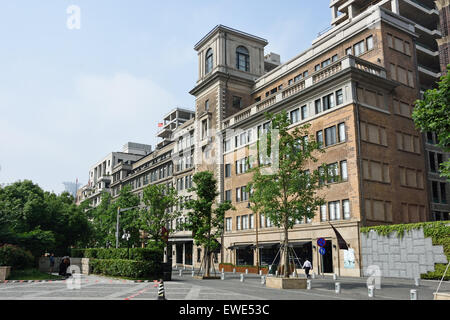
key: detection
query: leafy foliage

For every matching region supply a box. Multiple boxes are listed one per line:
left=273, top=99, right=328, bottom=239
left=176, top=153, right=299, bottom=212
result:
left=71, top=247, right=163, bottom=262
left=0, top=180, right=92, bottom=257
left=139, top=184, right=180, bottom=245
left=89, top=259, right=163, bottom=279
left=413, top=65, right=450, bottom=179
left=184, top=171, right=233, bottom=276
left=0, top=244, right=34, bottom=269
left=248, top=111, right=326, bottom=277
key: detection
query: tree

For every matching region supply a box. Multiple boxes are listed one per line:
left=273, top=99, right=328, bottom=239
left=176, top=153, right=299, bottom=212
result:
left=139, top=184, right=180, bottom=247
left=413, top=64, right=450, bottom=179
left=248, top=111, right=327, bottom=278
left=184, top=171, right=233, bottom=277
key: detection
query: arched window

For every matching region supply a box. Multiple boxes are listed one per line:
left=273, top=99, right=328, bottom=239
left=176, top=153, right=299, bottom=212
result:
left=205, top=48, right=213, bottom=74
left=236, top=46, right=250, bottom=72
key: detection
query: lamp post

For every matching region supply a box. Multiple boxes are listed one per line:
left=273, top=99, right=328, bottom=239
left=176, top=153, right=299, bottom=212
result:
left=122, top=230, right=131, bottom=259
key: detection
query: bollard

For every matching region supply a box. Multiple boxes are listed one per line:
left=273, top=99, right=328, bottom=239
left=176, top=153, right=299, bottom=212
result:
left=261, top=276, right=266, bottom=285
left=191, top=270, right=195, bottom=277
left=183, top=266, right=186, bottom=270
left=335, top=282, right=341, bottom=294
left=245, top=269, right=248, bottom=275
left=333, top=274, right=337, bottom=280
left=179, top=269, right=182, bottom=277
left=414, top=278, right=420, bottom=287
left=410, top=289, right=417, bottom=300
left=221, top=268, right=224, bottom=273
left=307, top=280, right=311, bottom=290
left=259, top=270, right=262, bottom=276
left=275, top=270, right=278, bottom=277
left=311, top=272, right=315, bottom=279
left=368, top=285, right=375, bottom=298
left=240, top=274, right=245, bottom=282
left=157, top=280, right=166, bottom=300
left=233, top=268, right=236, bottom=274
left=221, top=272, right=225, bottom=280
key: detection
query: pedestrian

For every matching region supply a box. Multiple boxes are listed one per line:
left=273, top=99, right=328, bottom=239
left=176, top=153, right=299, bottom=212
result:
left=58, top=257, right=72, bottom=278
left=303, top=259, right=312, bottom=278
left=49, top=253, right=55, bottom=273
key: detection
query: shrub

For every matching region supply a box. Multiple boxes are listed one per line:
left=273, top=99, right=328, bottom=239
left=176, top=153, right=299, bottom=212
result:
left=89, top=259, right=163, bottom=279
left=0, top=244, right=34, bottom=270
left=71, top=247, right=163, bottom=262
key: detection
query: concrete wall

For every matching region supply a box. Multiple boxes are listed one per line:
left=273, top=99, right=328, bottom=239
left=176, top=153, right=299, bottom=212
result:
left=361, top=228, right=448, bottom=279
left=38, top=257, right=84, bottom=273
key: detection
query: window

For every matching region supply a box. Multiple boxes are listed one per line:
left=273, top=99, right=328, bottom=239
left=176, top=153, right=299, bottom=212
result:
left=201, top=119, right=208, bottom=140
left=233, top=96, right=242, bottom=109
left=225, top=190, right=232, bottom=202
left=332, top=54, right=338, bottom=62
left=432, top=181, right=439, bottom=203
left=236, top=187, right=241, bottom=202
left=366, top=36, right=374, bottom=51
left=325, top=126, right=337, bottom=146
left=396, top=132, right=420, bottom=153
left=353, top=40, right=365, bottom=56
left=360, top=122, right=387, bottom=146
left=225, top=218, right=232, bottom=232
left=387, top=34, right=393, bottom=47
left=205, top=99, right=210, bottom=111
left=321, top=58, right=331, bottom=68
left=303, top=71, right=309, bottom=77
left=338, top=123, right=346, bottom=142
left=236, top=216, right=241, bottom=230
left=225, top=164, right=231, bottom=177
left=327, top=163, right=339, bottom=183
left=223, top=139, right=231, bottom=152
left=242, top=215, right=248, bottom=230
left=301, top=105, right=308, bottom=120
left=249, top=214, right=254, bottom=229
left=429, top=152, right=436, bottom=172
left=315, top=64, right=320, bottom=71
left=340, top=160, right=348, bottom=181
left=288, top=79, right=293, bottom=85
left=294, top=74, right=302, bottom=82
left=394, top=37, right=403, bottom=52
left=316, top=131, right=323, bottom=148
left=236, top=46, right=250, bottom=71
left=336, top=89, right=343, bottom=105
left=346, top=47, right=352, bottom=55
left=205, top=48, right=213, bottom=74
left=440, top=183, right=447, bottom=204
left=343, top=200, right=350, bottom=220
left=270, top=87, right=278, bottom=95
left=320, top=204, right=327, bottom=221
left=290, top=108, right=300, bottom=124
left=315, top=99, right=322, bottom=114
left=323, top=93, right=335, bottom=111
left=399, top=166, right=423, bottom=189
left=329, top=201, right=341, bottom=220
left=393, top=100, right=413, bottom=118
left=363, top=160, right=390, bottom=183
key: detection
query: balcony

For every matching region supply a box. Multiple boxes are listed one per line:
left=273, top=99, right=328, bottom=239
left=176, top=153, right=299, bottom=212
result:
left=222, top=55, right=387, bottom=130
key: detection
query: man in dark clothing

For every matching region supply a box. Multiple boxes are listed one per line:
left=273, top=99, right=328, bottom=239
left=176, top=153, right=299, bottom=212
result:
left=58, top=257, right=71, bottom=278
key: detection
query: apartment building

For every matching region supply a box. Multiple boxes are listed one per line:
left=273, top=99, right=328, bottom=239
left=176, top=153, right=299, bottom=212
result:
left=189, top=3, right=435, bottom=276
left=329, top=0, right=450, bottom=222
left=76, top=142, right=152, bottom=207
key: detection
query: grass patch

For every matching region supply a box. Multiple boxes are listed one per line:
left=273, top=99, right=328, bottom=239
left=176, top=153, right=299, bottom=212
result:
left=7, top=269, right=64, bottom=281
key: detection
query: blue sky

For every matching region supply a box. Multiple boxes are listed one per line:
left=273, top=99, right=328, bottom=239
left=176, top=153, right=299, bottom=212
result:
left=0, top=0, right=331, bottom=193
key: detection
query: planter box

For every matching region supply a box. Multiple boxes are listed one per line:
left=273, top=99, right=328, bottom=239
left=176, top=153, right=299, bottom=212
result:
left=265, top=277, right=307, bottom=289
left=219, top=264, right=268, bottom=274
left=434, top=292, right=450, bottom=300
left=0, top=267, right=11, bottom=282
left=193, top=275, right=221, bottom=280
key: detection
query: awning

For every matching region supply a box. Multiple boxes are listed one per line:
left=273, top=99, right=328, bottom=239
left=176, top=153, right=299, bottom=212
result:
left=227, top=244, right=253, bottom=250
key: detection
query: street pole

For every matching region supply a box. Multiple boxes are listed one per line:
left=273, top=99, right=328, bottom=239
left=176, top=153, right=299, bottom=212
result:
left=116, top=207, right=120, bottom=248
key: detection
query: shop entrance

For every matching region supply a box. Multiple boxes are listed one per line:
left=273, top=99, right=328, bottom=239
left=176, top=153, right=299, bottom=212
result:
left=185, top=242, right=193, bottom=265
left=176, top=243, right=183, bottom=264
left=320, top=240, right=333, bottom=274
left=236, top=247, right=254, bottom=266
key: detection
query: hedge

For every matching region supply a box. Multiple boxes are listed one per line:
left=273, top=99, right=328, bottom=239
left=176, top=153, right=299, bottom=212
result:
left=361, top=221, right=450, bottom=280
left=0, top=244, right=34, bottom=270
left=71, top=247, right=163, bottom=262
left=89, top=259, right=163, bottom=279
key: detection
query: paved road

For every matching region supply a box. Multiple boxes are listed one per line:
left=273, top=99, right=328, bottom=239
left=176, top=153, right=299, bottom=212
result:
left=0, top=271, right=448, bottom=300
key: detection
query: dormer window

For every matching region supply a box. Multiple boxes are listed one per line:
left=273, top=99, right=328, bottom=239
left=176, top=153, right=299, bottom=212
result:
left=205, top=48, right=213, bottom=74
left=236, top=46, right=249, bottom=72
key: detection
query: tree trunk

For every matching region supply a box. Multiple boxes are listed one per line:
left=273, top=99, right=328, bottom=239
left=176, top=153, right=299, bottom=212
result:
left=283, top=225, right=289, bottom=278
left=205, top=248, right=210, bottom=277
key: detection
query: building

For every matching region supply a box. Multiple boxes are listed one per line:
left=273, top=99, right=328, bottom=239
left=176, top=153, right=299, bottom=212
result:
left=329, top=0, right=449, bottom=222
left=76, top=142, right=152, bottom=206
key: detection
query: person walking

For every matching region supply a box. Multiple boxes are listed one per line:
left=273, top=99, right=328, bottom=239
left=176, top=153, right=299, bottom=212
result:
left=303, top=259, right=312, bottom=278
left=49, top=253, right=55, bottom=273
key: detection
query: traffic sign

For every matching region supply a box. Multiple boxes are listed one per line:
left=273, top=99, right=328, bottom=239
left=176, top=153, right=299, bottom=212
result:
left=319, top=247, right=326, bottom=255
left=317, top=238, right=326, bottom=247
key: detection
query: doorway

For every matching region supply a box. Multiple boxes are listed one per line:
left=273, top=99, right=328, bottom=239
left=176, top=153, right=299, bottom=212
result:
left=322, top=240, right=333, bottom=273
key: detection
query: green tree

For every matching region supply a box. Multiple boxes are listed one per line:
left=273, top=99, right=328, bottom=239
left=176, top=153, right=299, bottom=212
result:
left=248, top=111, right=327, bottom=278
left=413, top=65, right=450, bottom=179
left=184, top=171, right=233, bottom=277
left=139, top=184, right=180, bottom=246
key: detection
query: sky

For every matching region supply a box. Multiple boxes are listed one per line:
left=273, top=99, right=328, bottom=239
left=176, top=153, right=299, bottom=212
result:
left=0, top=0, right=332, bottom=194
